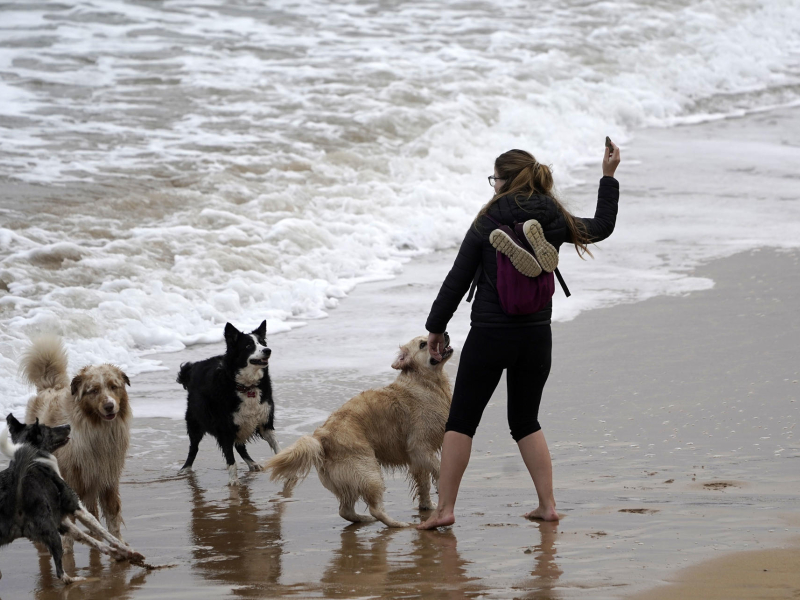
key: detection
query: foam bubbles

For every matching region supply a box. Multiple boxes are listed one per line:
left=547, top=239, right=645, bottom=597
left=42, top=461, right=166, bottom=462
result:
left=1, top=0, right=799, bottom=417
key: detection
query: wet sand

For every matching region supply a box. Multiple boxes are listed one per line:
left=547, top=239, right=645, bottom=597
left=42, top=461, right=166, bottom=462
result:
left=2, top=109, right=800, bottom=597
left=630, top=545, right=800, bottom=600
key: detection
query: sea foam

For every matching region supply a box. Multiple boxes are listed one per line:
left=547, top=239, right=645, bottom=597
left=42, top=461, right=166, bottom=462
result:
left=1, top=0, right=799, bottom=417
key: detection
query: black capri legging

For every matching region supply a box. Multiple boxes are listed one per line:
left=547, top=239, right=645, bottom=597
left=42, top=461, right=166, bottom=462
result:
left=445, top=325, right=552, bottom=442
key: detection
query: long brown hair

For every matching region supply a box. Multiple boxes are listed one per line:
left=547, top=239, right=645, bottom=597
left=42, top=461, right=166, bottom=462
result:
left=476, top=149, right=592, bottom=258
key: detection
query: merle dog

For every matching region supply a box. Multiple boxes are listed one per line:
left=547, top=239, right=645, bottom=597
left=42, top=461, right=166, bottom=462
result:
left=0, top=414, right=143, bottom=585
left=177, top=320, right=279, bottom=486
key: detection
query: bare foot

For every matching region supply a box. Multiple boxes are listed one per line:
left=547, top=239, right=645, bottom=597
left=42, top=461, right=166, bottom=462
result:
left=417, top=508, right=455, bottom=530
left=523, top=506, right=559, bottom=521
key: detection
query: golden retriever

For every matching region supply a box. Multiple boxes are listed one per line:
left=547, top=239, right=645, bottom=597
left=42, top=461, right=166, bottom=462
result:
left=265, top=335, right=453, bottom=527
left=21, top=336, right=132, bottom=546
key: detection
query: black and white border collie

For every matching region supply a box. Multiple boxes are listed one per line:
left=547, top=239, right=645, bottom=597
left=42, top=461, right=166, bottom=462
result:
left=177, top=320, right=279, bottom=486
left=0, top=415, right=144, bottom=585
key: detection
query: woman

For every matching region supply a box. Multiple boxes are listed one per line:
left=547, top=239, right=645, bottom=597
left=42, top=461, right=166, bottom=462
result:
left=417, top=144, right=620, bottom=530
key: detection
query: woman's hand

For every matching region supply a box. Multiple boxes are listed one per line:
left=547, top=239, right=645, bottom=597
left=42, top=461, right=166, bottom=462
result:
left=427, top=332, right=445, bottom=361
left=603, top=140, right=620, bottom=177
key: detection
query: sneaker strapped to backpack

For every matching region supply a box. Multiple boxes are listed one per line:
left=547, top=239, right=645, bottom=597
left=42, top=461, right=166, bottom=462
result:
left=467, top=215, right=570, bottom=316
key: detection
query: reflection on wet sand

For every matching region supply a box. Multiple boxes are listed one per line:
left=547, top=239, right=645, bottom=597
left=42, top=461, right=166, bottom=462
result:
left=321, top=526, right=482, bottom=598
left=513, top=521, right=563, bottom=600
left=31, top=542, right=148, bottom=600
left=187, top=473, right=286, bottom=597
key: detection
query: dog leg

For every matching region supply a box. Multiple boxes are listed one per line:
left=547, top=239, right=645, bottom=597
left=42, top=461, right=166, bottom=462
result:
left=235, top=444, right=262, bottom=472
left=60, top=572, right=83, bottom=585
left=430, top=455, right=441, bottom=488
left=362, top=470, right=409, bottom=528
left=409, top=451, right=440, bottom=510
left=338, top=499, right=376, bottom=523
left=60, top=518, right=76, bottom=555
left=75, top=508, right=140, bottom=559
left=179, top=421, right=204, bottom=474
left=410, top=468, right=436, bottom=511
left=73, top=508, right=144, bottom=562
left=45, top=529, right=83, bottom=584
left=220, top=444, right=239, bottom=486
left=227, top=464, right=239, bottom=486
left=367, top=501, right=409, bottom=528
left=317, top=469, right=375, bottom=523
left=259, top=426, right=281, bottom=454
left=99, top=486, right=124, bottom=541
left=62, top=519, right=128, bottom=562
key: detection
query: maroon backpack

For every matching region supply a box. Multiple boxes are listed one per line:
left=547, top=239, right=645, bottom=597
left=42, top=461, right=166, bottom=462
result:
left=467, top=214, right=570, bottom=316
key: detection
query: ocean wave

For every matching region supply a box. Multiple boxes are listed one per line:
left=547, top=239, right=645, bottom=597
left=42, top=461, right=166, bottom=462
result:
left=1, top=0, right=799, bottom=417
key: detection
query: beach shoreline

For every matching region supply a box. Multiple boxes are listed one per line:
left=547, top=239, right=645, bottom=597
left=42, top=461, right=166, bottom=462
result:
left=1, top=246, right=797, bottom=600
left=2, top=105, right=800, bottom=597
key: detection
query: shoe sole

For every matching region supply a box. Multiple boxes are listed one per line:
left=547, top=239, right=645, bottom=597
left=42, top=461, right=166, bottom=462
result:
left=489, top=230, right=542, bottom=277
left=523, top=220, right=559, bottom=273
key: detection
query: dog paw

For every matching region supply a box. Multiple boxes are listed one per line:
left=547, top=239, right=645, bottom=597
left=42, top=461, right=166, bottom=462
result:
left=177, top=467, right=192, bottom=475
left=247, top=463, right=263, bottom=472
left=110, top=550, right=128, bottom=562
left=227, top=478, right=240, bottom=487
left=419, top=502, right=437, bottom=511
left=61, top=574, right=85, bottom=585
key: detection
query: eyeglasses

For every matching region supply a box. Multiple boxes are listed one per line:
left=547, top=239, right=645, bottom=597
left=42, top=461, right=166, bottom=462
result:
left=488, top=176, right=504, bottom=187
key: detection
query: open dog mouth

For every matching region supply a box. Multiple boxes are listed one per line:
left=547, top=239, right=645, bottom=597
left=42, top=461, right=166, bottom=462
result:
left=429, top=332, right=453, bottom=366
left=102, top=413, right=117, bottom=421
left=429, top=346, right=454, bottom=365
left=249, top=358, right=269, bottom=366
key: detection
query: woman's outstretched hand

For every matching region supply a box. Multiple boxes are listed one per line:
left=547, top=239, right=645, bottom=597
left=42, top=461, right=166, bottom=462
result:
left=603, top=140, right=620, bottom=177
left=427, top=332, right=445, bottom=361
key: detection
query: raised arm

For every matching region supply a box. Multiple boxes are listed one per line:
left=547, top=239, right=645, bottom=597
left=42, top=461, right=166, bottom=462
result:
left=569, top=140, right=621, bottom=244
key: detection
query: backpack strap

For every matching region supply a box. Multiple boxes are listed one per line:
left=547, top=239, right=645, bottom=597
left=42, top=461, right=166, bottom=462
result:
left=484, top=214, right=502, bottom=228
left=466, top=213, right=500, bottom=303
left=466, top=264, right=481, bottom=302
left=554, top=267, right=571, bottom=297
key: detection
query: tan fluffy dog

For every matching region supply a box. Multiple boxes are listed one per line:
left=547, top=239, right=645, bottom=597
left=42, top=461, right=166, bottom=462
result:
left=21, top=336, right=131, bottom=545
left=266, top=335, right=453, bottom=527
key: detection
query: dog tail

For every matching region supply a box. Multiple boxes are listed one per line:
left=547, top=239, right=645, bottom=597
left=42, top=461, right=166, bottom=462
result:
left=0, top=427, right=21, bottom=459
left=176, top=362, right=193, bottom=389
left=0, top=427, right=31, bottom=511
left=20, top=335, right=70, bottom=392
left=264, top=435, right=324, bottom=484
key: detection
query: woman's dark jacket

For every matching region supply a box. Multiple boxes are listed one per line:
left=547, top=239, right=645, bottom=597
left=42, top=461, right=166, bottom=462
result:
left=425, top=176, right=619, bottom=333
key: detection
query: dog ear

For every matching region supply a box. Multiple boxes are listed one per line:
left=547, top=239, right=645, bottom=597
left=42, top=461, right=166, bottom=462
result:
left=6, top=413, right=24, bottom=435
left=391, top=347, right=410, bottom=371
left=70, top=373, right=84, bottom=398
left=253, top=320, right=267, bottom=339
left=224, top=322, right=240, bottom=346
left=120, top=370, right=131, bottom=387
